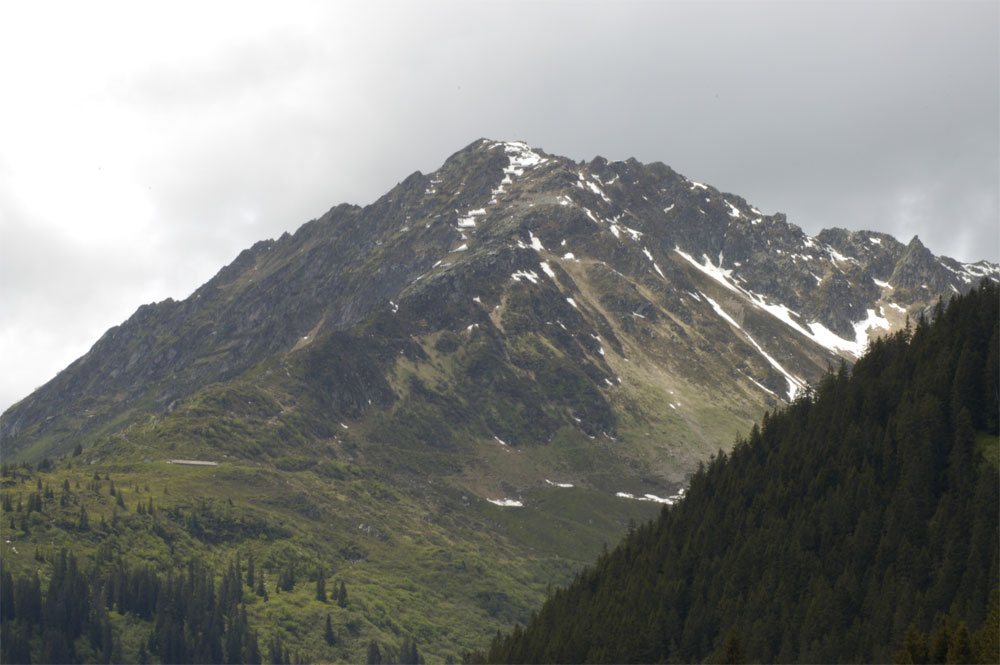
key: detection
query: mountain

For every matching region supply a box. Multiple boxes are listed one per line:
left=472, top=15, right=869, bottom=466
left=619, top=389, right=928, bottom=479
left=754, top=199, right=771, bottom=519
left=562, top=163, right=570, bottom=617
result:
left=478, top=282, right=999, bottom=664
left=5, top=141, right=999, bottom=468
left=1, top=139, right=997, bottom=661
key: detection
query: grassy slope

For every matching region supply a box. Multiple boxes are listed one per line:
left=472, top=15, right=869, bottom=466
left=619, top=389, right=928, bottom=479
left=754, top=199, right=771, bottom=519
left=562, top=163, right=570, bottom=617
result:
left=1, top=357, right=666, bottom=663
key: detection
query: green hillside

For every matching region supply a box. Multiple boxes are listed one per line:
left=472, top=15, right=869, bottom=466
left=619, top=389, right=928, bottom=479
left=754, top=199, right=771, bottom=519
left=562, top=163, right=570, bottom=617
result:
left=478, top=281, right=999, bottom=664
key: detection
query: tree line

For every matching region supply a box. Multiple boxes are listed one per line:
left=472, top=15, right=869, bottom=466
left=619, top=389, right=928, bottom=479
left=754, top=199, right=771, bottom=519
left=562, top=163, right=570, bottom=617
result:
left=0, top=544, right=361, bottom=664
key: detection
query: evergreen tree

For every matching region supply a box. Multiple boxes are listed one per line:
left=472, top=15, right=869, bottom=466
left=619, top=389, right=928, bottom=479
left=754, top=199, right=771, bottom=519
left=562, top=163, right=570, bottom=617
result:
left=325, top=614, right=336, bottom=646
left=256, top=572, right=268, bottom=599
left=316, top=571, right=327, bottom=603
left=338, top=580, right=348, bottom=608
left=721, top=630, right=746, bottom=664
left=366, top=640, right=383, bottom=664
left=268, top=634, right=285, bottom=664
left=946, top=622, right=974, bottom=664
left=895, top=623, right=929, bottom=664
left=401, top=634, right=422, bottom=664
left=278, top=564, right=296, bottom=592
left=244, top=630, right=262, bottom=665
left=246, top=554, right=255, bottom=589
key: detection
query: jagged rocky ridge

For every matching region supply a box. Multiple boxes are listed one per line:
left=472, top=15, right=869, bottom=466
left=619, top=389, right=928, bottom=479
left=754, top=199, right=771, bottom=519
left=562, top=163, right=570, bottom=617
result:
left=2, top=139, right=997, bottom=474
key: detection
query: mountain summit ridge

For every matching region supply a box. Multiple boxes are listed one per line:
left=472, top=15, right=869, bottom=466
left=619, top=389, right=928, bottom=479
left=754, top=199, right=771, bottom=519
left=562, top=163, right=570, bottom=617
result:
left=2, top=138, right=997, bottom=466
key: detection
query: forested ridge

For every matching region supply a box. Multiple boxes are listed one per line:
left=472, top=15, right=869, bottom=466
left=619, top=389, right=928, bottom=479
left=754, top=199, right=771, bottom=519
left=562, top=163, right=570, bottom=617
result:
left=0, top=550, right=271, bottom=664
left=478, top=282, right=1000, bottom=664
left=0, top=469, right=388, bottom=665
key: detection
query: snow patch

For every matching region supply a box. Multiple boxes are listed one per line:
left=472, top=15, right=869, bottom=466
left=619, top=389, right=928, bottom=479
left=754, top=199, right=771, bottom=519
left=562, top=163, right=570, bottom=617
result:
left=641, top=494, right=673, bottom=504
left=539, top=261, right=556, bottom=280
left=511, top=270, right=540, bottom=284
left=457, top=208, right=486, bottom=228
left=615, top=491, right=679, bottom=505
left=825, top=245, right=858, bottom=265
left=746, top=375, right=778, bottom=398
left=701, top=293, right=806, bottom=401
left=623, top=226, right=643, bottom=241
left=807, top=308, right=890, bottom=358
left=493, top=141, right=546, bottom=188
left=960, top=261, right=1000, bottom=281
left=529, top=232, right=545, bottom=252
left=676, top=245, right=889, bottom=360
left=642, top=247, right=666, bottom=276
left=487, top=498, right=523, bottom=507
left=581, top=176, right=611, bottom=202
left=566, top=297, right=578, bottom=308
left=545, top=479, right=574, bottom=488
left=674, top=247, right=741, bottom=294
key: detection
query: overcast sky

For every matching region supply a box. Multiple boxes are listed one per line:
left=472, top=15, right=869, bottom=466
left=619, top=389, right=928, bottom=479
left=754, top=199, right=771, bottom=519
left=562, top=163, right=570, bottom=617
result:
left=1, top=1, right=997, bottom=414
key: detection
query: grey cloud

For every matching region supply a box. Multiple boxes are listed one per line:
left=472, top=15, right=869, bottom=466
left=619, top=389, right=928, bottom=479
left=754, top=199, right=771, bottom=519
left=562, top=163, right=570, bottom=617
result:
left=0, top=215, right=167, bottom=412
